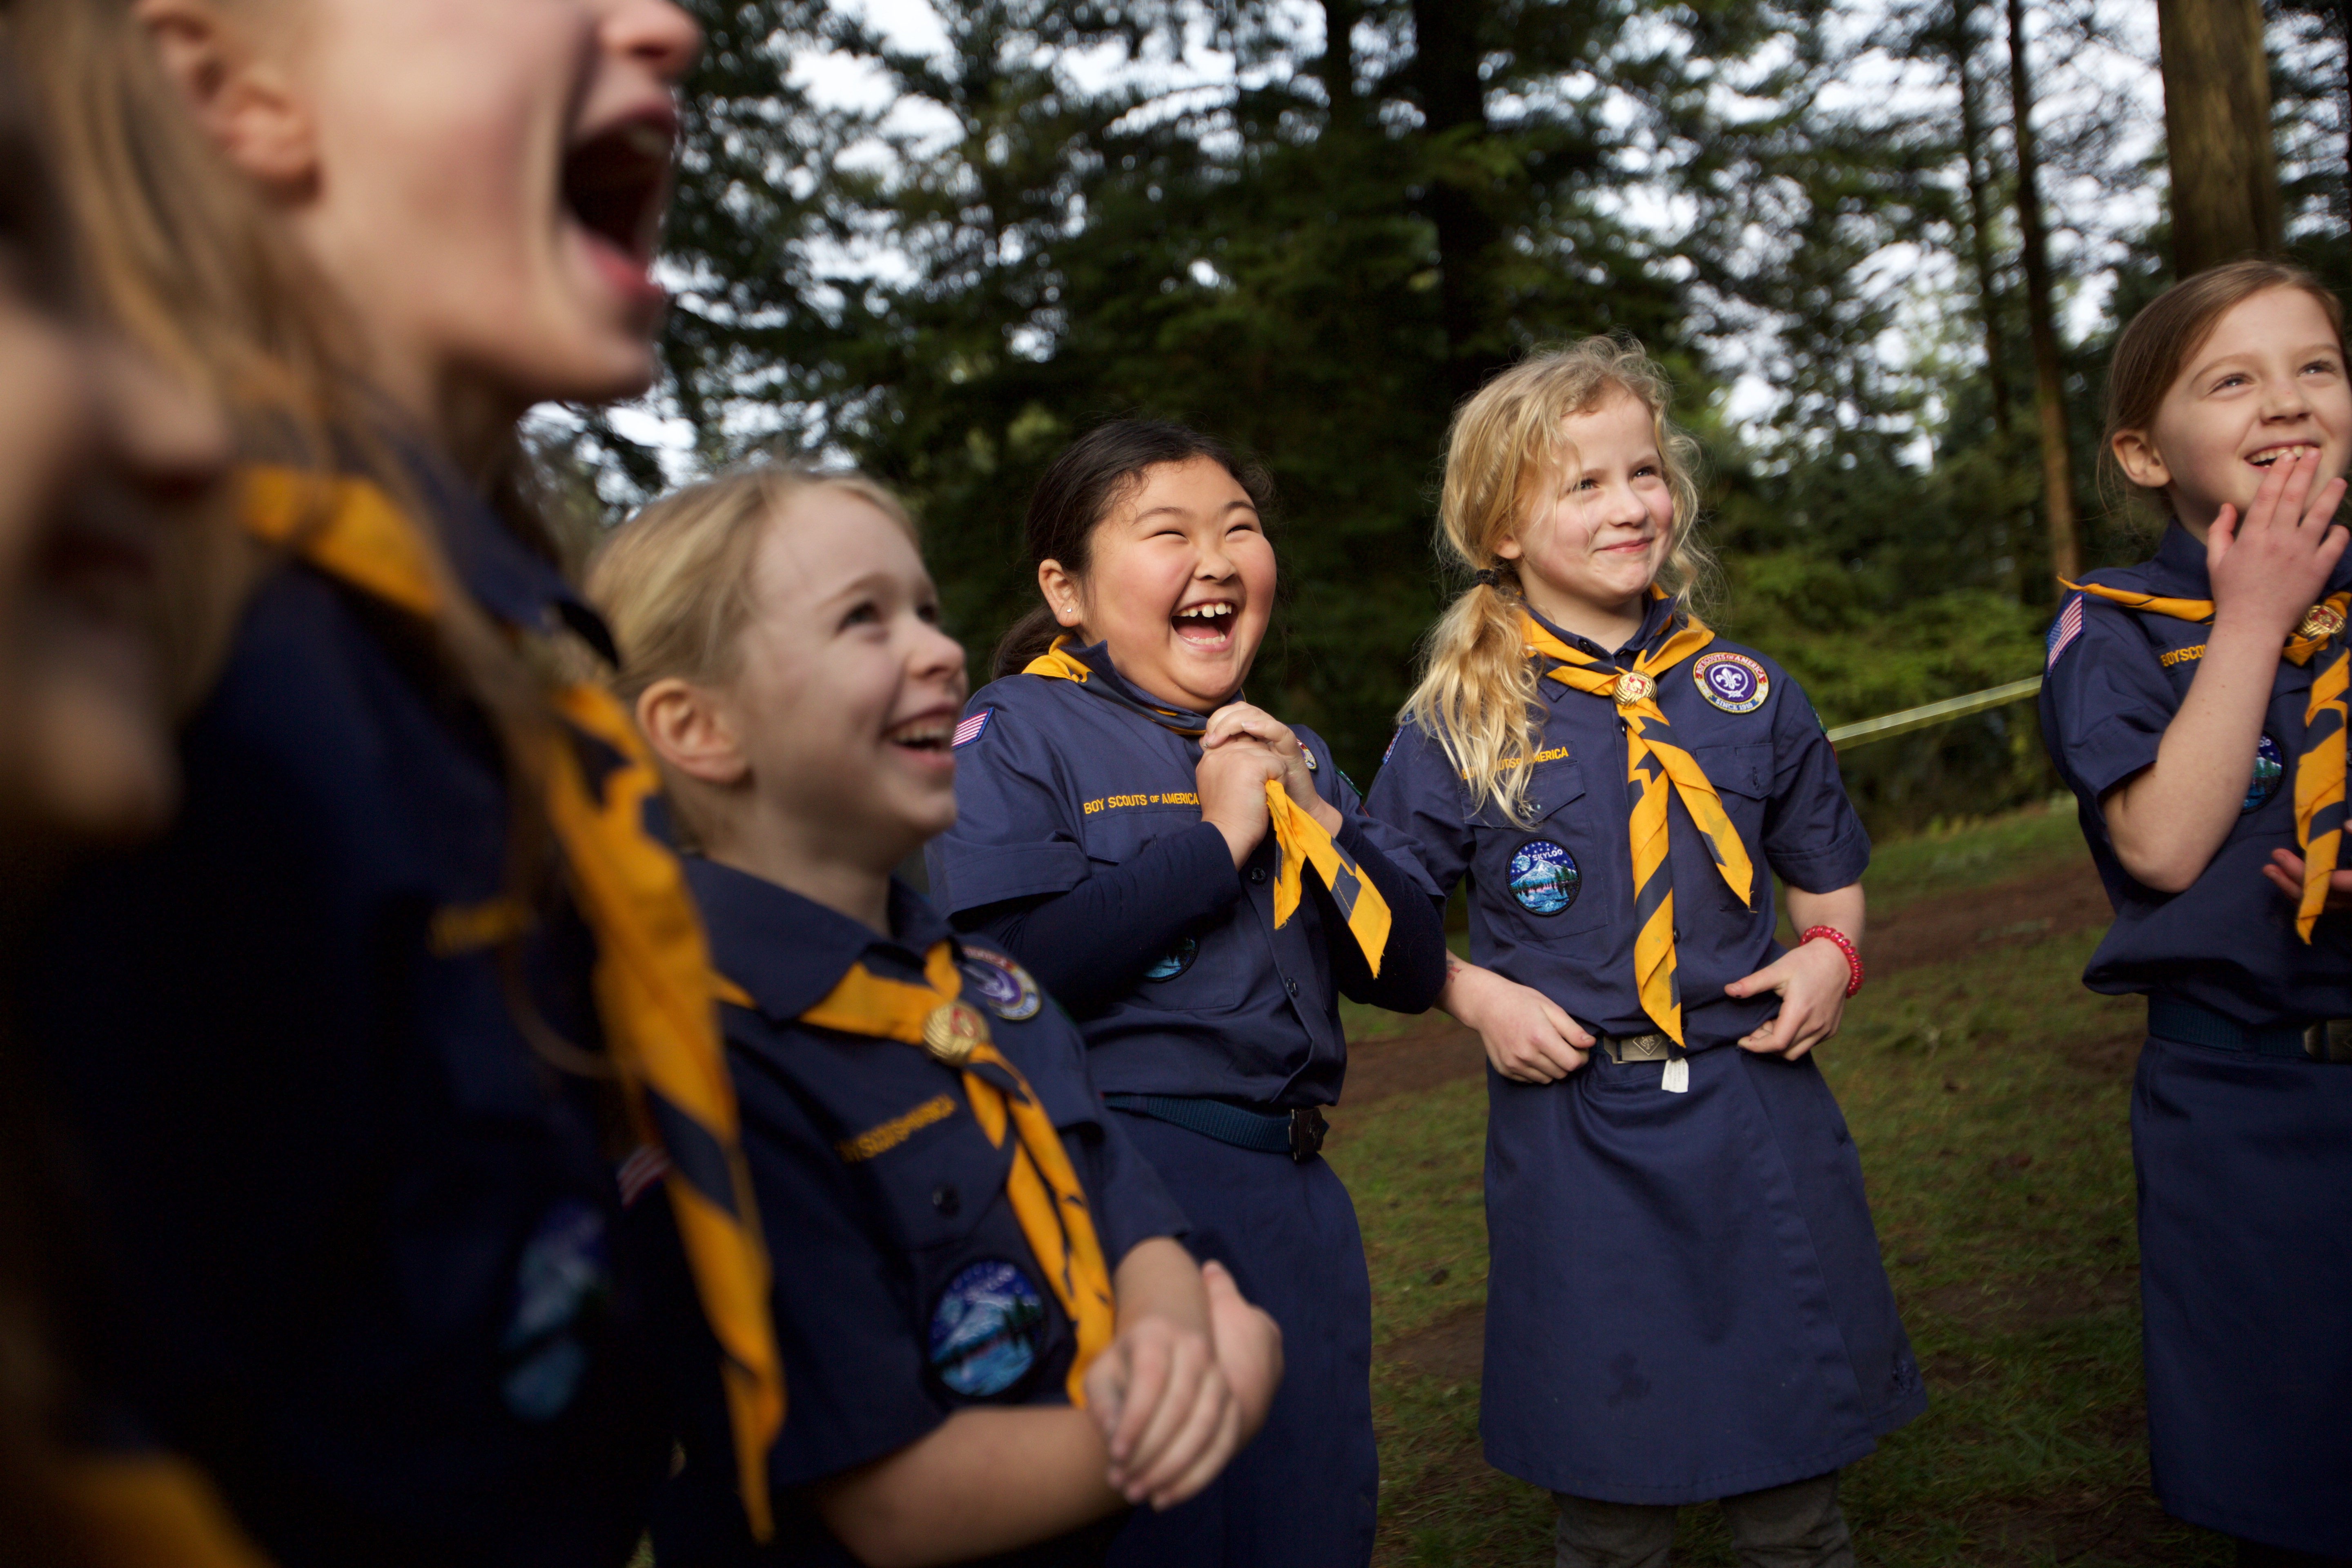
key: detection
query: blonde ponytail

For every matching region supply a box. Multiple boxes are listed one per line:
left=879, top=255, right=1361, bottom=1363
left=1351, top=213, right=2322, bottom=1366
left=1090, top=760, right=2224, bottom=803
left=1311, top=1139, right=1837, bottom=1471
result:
left=1401, top=335, right=1714, bottom=824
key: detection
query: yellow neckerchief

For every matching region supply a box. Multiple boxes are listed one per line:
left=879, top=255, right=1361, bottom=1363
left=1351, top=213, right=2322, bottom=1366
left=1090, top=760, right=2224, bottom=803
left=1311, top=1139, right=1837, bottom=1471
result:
left=1520, top=603, right=1757, bottom=1045
left=2064, top=578, right=2352, bottom=941
left=47, top=1452, right=275, bottom=1568
left=1022, top=636, right=1392, bottom=973
left=742, top=941, right=1116, bottom=1405
left=241, top=467, right=784, bottom=1538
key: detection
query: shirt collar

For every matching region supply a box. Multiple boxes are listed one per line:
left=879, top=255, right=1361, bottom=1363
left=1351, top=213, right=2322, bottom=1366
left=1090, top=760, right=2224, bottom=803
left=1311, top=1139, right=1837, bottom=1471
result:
left=684, top=857, right=951, bottom=1021
left=1067, top=637, right=1227, bottom=724
left=1527, top=591, right=1680, bottom=663
left=403, top=451, right=617, bottom=661
left=2143, top=520, right=2211, bottom=596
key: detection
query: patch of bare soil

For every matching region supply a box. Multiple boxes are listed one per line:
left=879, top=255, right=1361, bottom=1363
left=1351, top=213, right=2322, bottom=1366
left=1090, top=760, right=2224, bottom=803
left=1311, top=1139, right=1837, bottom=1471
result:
left=1871, top=858, right=2112, bottom=978
left=1342, top=1016, right=1488, bottom=1106
left=1378, top=1303, right=1485, bottom=1387
left=1926, top=1487, right=2223, bottom=1567
left=1908, top=1270, right=2140, bottom=1339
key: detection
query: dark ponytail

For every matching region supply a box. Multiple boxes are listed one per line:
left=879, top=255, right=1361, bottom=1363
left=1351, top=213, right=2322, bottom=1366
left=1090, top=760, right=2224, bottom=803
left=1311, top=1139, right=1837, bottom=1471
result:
left=991, top=419, right=1275, bottom=679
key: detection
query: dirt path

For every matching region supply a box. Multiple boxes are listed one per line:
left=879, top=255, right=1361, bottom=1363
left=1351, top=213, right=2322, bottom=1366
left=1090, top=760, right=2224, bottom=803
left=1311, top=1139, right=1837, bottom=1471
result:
left=1341, top=856, right=2112, bottom=1109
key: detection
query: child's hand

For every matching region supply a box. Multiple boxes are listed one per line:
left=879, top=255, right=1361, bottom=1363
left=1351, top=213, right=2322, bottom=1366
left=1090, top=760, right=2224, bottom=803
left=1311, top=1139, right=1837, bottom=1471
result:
left=2262, top=845, right=2352, bottom=911
left=1202, top=703, right=1338, bottom=835
left=1083, top=1310, right=1236, bottom=1512
left=1445, top=956, right=1591, bottom=1082
left=1195, top=738, right=1285, bottom=868
left=2209, top=446, right=2348, bottom=641
left=1724, top=937, right=1851, bottom=1060
left=1201, top=1260, right=1281, bottom=1444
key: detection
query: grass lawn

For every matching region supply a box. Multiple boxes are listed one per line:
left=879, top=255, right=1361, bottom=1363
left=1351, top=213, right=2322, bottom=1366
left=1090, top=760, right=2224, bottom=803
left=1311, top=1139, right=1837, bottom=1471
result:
left=1330, top=801, right=2234, bottom=1567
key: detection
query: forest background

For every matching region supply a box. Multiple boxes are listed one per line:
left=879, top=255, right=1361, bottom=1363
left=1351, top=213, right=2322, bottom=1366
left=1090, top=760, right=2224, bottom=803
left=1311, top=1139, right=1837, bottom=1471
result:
left=549, top=0, right=2352, bottom=836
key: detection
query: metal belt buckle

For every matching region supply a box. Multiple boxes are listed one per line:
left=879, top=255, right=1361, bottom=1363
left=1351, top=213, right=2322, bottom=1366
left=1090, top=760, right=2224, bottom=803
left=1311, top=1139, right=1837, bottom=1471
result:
left=1288, top=1106, right=1327, bottom=1162
left=2303, top=1018, right=2352, bottom=1063
left=1606, top=1032, right=1670, bottom=1064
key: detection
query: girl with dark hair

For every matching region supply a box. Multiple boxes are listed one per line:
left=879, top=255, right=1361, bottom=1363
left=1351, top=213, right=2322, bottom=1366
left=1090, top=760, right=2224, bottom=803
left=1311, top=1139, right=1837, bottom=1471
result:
left=2041, top=260, right=2352, bottom=1566
left=14, top=2, right=782, bottom=1565
left=927, top=419, right=1448, bottom=1567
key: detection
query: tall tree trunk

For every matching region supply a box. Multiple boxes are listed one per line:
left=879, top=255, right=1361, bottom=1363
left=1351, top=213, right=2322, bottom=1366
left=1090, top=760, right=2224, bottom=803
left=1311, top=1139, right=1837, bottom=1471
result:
left=1956, top=0, right=2027, bottom=599
left=1954, top=0, right=2011, bottom=440
left=1409, top=0, right=1504, bottom=405
left=2157, top=0, right=2283, bottom=272
left=2340, top=0, right=2351, bottom=228
left=2007, top=0, right=2079, bottom=585
left=1318, top=0, right=1362, bottom=123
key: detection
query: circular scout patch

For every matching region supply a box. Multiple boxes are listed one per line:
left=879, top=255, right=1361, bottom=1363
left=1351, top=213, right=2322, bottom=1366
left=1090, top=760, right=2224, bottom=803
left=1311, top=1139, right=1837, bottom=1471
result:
left=929, top=1259, right=1047, bottom=1399
left=1693, top=651, right=1770, bottom=714
left=1508, top=839, right=1581, bottom=917
left=1142, top=935, right=1199, bottom=982
left=958, top=944, right=1042, bottom=1022
left=501, top=1200, right=610, bottom=1421
left=2245, top=733, right=2286, bottom=813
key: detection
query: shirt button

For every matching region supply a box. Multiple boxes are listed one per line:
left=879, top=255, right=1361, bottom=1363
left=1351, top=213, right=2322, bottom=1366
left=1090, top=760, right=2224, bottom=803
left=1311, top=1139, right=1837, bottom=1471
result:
left=1285, top=977, right=1299, bottom=997
left=1249, top=867, right=1268, bottom=884
left=931, top=1184, right=960, bottom=1217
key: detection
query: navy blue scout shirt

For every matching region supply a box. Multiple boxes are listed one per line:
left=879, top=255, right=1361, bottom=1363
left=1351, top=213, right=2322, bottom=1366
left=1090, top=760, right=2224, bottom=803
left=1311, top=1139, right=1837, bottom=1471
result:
left=654, top=862, right=1186, bottom=1568
left=21, top=469, right=668, bottom=1568
left=2042, top=519, right=2352, bottom=1023
left=926, top=643, right=1442, bottom=1107
left=1368, top=598, right=1869, bottom=1047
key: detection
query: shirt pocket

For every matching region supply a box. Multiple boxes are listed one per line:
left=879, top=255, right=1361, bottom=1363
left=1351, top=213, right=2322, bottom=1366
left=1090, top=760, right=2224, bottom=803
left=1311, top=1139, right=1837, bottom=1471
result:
left=1081, top=802, right=1256, bottom=1011
left=860, top=1122, right=1071, bottom=1404
left=1467, top=756, right=1608, bottom=938
left=1690, top=742, right=1772, bottom=911
left=1078, top=801, right=1201, bottom=864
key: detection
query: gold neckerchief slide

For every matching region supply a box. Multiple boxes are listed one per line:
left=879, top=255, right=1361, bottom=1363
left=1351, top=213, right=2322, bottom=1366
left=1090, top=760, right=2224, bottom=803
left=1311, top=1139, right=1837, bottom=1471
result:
left=2064, top=578, right=2352, bottom=942
left=734, top=942, right=1115, bottom=1404
left=242, top=466, right=785, bottom=1537
left=1521, top=602, right=1757, bottom=1045
left=1022, top=636, right=1393, bottom=973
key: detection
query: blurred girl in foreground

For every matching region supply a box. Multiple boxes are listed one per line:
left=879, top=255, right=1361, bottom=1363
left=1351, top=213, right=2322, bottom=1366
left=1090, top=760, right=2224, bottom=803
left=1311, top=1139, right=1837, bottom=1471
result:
left=0, top=39, right=259, bottom=1568
left=13, top=2, right=781, bottom=1564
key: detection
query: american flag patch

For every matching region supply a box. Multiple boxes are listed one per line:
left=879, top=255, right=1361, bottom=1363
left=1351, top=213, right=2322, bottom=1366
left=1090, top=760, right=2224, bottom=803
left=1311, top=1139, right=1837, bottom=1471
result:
left=616, top=1143, right=670, bottom=1208
left=953, top=709, right=994, bottom=748
left=1382, top=728, right=1401, bottom=765
left=2046, top=593, right=2086, bottom=668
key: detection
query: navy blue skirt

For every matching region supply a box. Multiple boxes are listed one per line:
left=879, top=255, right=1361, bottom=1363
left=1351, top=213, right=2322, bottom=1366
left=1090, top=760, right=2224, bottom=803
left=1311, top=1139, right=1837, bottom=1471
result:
left=1104, top=1113, right=1376, bottom=1568
left=1480, top=1043, right=1922, bottom=1503
left=2134, top=1034, right=2352, bottom=1555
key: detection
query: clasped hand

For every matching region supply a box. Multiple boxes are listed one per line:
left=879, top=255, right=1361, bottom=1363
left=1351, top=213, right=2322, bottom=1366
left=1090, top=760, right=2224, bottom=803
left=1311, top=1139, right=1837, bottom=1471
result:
left=1195, top=702, right=1339, bottom=867
left=1082, top=1260, right=1282, bottom=1511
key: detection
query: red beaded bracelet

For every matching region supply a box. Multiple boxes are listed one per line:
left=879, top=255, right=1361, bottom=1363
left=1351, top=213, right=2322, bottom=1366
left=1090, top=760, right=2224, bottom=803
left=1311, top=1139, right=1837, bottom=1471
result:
left=1801, top=925, right=1865, bottom=998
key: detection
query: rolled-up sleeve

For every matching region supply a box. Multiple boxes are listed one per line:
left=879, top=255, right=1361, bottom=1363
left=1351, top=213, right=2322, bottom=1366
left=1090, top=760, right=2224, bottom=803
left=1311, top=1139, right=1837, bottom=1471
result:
left=928, top=699, right=1090, bottom=913
left=1760, top=671, right=1871, bottom=894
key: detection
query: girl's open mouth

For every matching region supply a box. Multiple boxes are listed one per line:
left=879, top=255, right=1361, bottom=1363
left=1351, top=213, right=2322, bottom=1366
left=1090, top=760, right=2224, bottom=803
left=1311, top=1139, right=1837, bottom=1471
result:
left=561, top=116, right=673, bottom=294
left=1173, top=601, right=1236, bottom=647
left=885, top=716, right=956, bottom=755
left=2248, top=443, right=2319, bottom=469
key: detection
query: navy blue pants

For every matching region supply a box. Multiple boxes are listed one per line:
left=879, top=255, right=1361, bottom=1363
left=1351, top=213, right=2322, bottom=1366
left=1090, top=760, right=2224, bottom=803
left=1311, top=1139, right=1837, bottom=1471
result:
left=1104, top=1113, right=1376, bottom=1568
left=2135, top=1036, right=2352, bottom=1557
